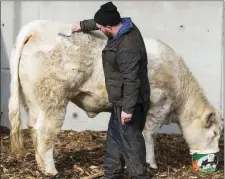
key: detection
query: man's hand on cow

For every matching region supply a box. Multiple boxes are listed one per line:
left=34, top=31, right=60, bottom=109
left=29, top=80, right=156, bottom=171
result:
left=121, top=111, right=132, bottom=126
left=72, top=21, right=82, bottom=32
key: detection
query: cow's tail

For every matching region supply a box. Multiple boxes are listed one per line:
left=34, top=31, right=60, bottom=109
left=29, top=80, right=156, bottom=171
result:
left=8, top=20, right=47, bottom=155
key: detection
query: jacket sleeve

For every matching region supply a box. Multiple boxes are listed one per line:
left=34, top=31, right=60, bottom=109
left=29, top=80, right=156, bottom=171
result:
left=116, top=48, right=141, bottom=113
left=80, top=19, right=99, bottom=32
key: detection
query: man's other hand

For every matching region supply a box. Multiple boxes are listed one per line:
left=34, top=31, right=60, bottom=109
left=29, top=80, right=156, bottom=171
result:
left=121, top=111, right=132, bottom=126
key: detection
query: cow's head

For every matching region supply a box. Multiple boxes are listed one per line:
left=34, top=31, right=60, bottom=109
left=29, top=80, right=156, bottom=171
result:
left=181, top=107, right=223, bottom=154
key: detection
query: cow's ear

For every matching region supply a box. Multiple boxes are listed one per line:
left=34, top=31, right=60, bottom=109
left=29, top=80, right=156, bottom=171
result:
left=204, top=112, right=216, bottom=128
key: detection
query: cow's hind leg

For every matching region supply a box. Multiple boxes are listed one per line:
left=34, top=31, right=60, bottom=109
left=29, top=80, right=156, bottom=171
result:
left=34, top=108, right=66, bottom=175
left=27, top=112, right=41, bottom=170
left=143, top=88, right=172, bottom=169
left=27, top=109, right=45, bottom=174
left=143, top=115, right=162, bottom=169
left=33, top=77, right=69, bottom=175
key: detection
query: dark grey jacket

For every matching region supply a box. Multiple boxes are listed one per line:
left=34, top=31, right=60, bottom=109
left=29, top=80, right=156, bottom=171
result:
left=80, top=19, right=150, bottom=113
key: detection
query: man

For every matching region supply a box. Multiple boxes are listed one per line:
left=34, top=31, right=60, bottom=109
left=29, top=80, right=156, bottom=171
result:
left=72, top=2, right=150, bottom=178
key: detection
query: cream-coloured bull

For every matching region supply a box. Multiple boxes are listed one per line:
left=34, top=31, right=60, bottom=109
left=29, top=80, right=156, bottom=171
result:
left=8, top=20, right=223, bottom=175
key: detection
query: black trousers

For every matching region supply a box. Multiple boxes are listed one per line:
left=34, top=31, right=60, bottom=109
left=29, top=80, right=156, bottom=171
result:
left=103, top=101, right=150, bottom=179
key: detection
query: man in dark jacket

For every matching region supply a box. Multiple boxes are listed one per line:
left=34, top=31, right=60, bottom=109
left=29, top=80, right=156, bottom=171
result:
left=72, top=2, right=150, bottom=178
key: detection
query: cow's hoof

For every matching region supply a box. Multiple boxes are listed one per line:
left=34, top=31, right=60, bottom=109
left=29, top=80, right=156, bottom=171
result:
left=43, top=169, right=58, bottom=177
left=146, top=159, right=158, bottom=169
left=38, top=165, right=58, bottom=176
left=45, top=166, right=58, bottom=176
left=149, top=163, right=158, bottom=169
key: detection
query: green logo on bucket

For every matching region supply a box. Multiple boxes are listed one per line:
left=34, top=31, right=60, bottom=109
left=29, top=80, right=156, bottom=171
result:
left=192, top=153, right=218, bottom=173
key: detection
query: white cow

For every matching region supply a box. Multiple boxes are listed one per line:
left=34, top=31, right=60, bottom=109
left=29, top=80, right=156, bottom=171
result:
left=8, top=20, right=223, bottom=175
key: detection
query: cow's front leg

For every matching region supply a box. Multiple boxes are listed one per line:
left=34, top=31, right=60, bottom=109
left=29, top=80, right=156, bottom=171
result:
left=143, top=118, right=161, bottom=169
left=143, top=88, right=172, bottom=169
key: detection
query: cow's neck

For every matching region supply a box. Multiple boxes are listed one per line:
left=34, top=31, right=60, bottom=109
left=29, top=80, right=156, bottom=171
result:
left=178, top=69, right=209, bottom=123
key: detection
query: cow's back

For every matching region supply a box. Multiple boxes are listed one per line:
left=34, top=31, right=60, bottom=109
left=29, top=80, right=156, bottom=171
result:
left=144, top=38, right=186, bottom=105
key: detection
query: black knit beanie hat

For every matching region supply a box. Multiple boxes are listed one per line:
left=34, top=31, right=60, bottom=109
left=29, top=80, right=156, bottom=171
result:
left=94, top=2, right=121, bottom=26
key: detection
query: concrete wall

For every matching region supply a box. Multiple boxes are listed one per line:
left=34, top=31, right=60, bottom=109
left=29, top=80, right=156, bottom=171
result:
left=1, top=1, right=224, bottom=134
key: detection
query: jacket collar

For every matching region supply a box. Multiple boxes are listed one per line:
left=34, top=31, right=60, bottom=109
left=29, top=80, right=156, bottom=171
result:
left=107, top=17, right=133, bottom=45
